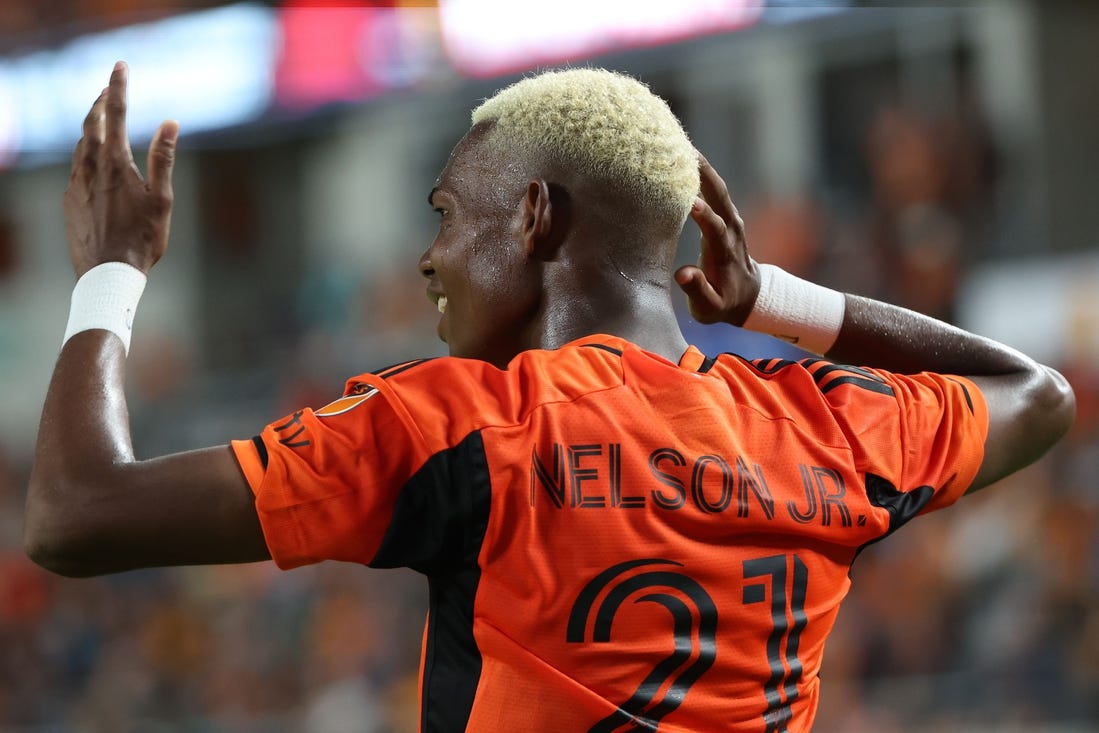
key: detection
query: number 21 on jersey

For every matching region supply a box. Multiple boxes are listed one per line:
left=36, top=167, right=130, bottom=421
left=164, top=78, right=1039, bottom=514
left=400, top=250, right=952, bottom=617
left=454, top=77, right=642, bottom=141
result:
left=568, top=553, right=808, bottom=732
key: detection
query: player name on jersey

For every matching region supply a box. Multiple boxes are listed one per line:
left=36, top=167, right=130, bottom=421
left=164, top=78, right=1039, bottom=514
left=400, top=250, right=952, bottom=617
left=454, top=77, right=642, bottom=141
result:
left=530, top=441, right=857, bottom=527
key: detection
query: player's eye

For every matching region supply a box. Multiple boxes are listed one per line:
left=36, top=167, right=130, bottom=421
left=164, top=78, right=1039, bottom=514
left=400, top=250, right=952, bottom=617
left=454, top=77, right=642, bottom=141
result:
left=433, top=207, right=448, bottom=219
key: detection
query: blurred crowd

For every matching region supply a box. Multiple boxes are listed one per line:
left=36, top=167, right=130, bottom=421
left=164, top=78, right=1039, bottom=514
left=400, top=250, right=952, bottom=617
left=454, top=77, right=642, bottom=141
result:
left=0, top=86, right=1096, bottom=733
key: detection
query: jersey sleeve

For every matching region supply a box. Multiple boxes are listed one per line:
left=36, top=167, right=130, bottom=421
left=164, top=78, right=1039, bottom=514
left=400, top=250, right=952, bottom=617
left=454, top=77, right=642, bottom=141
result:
left=815, top=366, right=989, bottom=515
left=230, top=374, right=434, bottom=570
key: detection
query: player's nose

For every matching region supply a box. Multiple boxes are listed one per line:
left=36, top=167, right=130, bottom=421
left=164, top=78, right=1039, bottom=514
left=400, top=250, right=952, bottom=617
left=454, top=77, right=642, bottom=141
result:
left=418, top=248, right=435, bottom=280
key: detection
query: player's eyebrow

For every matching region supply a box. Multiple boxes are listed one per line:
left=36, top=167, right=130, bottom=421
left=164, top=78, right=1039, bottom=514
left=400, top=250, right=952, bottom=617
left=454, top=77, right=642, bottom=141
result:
left=427, top=186, right=440, bottom=207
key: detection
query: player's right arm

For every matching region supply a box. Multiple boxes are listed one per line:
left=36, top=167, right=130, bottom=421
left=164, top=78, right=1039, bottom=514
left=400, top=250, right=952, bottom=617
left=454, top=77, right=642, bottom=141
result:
left=24, top=63, right=270, bottom=577
left=675, top=154, right=1075, bottom=494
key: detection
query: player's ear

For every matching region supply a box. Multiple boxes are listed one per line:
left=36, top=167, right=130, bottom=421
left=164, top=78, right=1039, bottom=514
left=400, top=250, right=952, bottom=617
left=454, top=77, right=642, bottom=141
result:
left=522, top=178, right=569, bottom=260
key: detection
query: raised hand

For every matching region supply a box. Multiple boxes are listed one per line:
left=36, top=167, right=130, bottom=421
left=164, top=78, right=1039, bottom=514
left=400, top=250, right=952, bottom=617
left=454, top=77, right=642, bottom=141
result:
left=64, top=61, right=178, bottom=279
left=674, top=154, right=761, bottom=327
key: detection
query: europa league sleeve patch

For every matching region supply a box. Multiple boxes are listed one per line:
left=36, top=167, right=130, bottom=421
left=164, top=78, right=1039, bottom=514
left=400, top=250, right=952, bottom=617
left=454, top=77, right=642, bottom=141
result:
left=315, top=386, right=380, bottom=417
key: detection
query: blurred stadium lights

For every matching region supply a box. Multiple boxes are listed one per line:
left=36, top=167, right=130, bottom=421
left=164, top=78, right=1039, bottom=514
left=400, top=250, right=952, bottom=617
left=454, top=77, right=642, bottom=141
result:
left=760, top=0, right=856, bottom=23
left=0, top=0, right=858, bottom=169
left=0, top=3, right=277, bottom=168
left=437, top=0, right=766, bottom=77
left=274, top=3, right=441, bottom=112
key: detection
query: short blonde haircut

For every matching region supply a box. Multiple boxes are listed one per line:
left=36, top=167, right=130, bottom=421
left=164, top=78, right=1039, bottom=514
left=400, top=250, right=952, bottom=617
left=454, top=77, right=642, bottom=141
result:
left=472, top=68, right=698, bottom=226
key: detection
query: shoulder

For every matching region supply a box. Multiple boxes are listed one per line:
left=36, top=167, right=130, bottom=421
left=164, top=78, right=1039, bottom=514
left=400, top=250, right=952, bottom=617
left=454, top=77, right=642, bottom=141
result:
left=701, top=352, right=981, bottom=430
left=334, top=345, right=629, bottom=445
left=703, top=353, right=909, bottom=401
left=351, top=344, right=625, bottom=397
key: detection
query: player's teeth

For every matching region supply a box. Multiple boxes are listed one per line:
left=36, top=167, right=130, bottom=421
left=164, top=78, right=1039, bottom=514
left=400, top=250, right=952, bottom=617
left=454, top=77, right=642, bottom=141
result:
left=437, top=296, right=447, bottom=314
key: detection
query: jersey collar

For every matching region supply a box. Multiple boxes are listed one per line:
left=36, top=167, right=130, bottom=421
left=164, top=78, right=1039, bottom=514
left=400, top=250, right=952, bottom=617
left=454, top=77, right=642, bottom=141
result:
left=565, top=334, right=708, bottom=372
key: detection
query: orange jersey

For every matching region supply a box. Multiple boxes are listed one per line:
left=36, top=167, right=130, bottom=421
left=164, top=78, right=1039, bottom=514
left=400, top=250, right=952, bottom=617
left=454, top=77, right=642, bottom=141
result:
left=231, top=334, right=988, bottom=732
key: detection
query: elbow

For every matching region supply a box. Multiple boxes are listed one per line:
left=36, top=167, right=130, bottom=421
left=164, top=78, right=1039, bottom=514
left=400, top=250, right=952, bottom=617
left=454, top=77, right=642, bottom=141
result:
left=23, top=529, right=79, bottom=578
left=24, top=527, right=101, bottom=579
left=965, top=364, right=1076, bottom=494
left=24, top=475, right=102, bottom=578
left=23, top=525, right=81, bottom=579
left=1008, top=364, right=1076, bottom=470
left=1037, top=365, right=1077, bottom=443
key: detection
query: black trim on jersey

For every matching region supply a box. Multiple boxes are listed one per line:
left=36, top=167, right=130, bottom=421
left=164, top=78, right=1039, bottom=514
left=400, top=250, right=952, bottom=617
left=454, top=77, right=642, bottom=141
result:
left=748, top=357, right=799, bottom=375
left=251, top=435, right=269, bottom=469
left=372, top=358, right=437, bottom=380
left=801, top=362, right=895, bottom=397
left=581, top=343, right=624, bottom=357
left=740, top=356, right=897, bottom=398
left=854, top=473, right=935, bottom=559
left=370, top=430, right=492, bottom=733
left=808, top=362, right=884, bottom=383
left=698, top=355, right=717, bottom=373
left=819, top=376, right=896, bottom=397
left=947, top=377, right=976, bottom=414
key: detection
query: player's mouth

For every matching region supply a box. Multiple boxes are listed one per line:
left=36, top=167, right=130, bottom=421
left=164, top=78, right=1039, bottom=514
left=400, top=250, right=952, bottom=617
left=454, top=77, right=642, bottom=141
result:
left=427, top=289, right=449, bottom=343
left=427, top=287, right=448, bottom=315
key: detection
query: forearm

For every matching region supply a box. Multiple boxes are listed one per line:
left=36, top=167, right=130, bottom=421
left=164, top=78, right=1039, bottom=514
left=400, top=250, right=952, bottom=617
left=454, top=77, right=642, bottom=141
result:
left=733, top=269, right=1072, bottom=492
left=25, top=62, right=268, bottom=576
left=26, top=333, right=136, bottom=573
left=826, top=294, right=1033, bottom=376
left=26, top=332, right=268, bottom=576
left=683, top=155, right=1074, bottom=495
left=39, top=333, right=134, bottom=468
left=820, top=293, right=1073, bottom=492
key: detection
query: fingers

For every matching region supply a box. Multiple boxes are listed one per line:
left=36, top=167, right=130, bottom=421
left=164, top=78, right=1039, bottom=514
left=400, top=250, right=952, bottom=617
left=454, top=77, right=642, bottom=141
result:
left=690, top=196, right=733, bottom=266
left=72, top=88, right=108, bottom=182
left=73, top=63, right=142, bottom=188
left=673, top=265, right=724, bottom=324
left=147, top=120, right=179, bottom=204
left=73, top=60, right=129, bottom=177
left=105, top=61, right=132, bottom=161
left=697, top=155, right=731, bottom=219
left=697, top=154, right=744, bottom=237
left=81, top=88, right=108, bottom=147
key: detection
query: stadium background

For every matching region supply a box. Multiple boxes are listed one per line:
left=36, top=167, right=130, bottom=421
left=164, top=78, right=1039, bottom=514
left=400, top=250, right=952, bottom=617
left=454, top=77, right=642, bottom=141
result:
left=0, top=1, right=1096, bottom=730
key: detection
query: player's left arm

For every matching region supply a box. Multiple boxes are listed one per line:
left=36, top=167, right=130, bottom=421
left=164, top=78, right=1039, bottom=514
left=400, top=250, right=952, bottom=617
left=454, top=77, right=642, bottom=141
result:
left=24, top=63, right=269, bottom=577
left=677, top=153, right=1075, bottom=495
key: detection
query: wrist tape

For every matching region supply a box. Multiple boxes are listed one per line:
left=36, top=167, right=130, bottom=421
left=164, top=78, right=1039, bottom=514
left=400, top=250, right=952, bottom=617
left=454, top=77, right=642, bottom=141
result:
left=741, top=264, right=845, bottom=355
left=62, top=262, right=147, bottom=354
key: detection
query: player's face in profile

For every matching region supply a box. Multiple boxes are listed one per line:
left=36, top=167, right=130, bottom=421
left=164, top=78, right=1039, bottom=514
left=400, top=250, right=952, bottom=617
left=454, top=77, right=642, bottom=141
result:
left=419, top=124, right=540, bottom=366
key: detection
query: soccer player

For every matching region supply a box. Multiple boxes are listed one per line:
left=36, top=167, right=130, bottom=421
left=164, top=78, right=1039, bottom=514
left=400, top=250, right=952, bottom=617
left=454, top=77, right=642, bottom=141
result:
left=26, top=62, right=1074, bottom=732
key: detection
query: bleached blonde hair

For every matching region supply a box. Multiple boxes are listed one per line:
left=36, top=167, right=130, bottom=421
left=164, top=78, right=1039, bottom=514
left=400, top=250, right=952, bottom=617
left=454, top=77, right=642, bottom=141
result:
left=471, top=68, right=698, bottom=227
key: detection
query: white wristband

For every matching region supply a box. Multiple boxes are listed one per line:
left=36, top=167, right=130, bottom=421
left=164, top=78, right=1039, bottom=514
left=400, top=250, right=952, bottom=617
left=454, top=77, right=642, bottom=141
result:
left=62, top=262, right=147, bottom=354
left=741, top=264, right=845, bottom=355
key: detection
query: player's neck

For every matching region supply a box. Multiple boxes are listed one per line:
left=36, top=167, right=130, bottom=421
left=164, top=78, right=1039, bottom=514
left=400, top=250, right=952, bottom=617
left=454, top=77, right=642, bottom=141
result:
left=534, top=281, right=689, bottom=363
